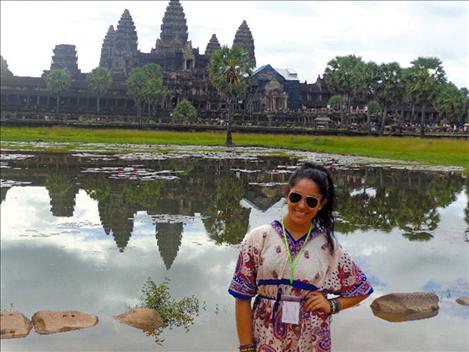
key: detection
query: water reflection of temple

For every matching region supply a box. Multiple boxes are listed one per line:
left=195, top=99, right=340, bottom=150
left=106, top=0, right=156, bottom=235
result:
left=97, top=182, right=135, bottom=252
left=1, top=187, right=10, bottom=204
left=45, top=173, right=79, bottom=217
left=3, top=152, right=465, bottom=267
left=155, top=223, right=183, bottom=270
left=1, top=153, right=294, bottom=268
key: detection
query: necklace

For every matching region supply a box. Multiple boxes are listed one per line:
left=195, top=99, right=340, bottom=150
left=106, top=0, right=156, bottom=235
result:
left=281, top=219, right=313, bottom=285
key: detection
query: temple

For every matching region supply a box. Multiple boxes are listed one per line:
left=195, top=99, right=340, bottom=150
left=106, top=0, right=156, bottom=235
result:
left=205, top=34, right=221, bottom=57
left=1, top=55, right=13, bottom=78
left=233, top=20, right=256, bottom=66
left=42, top=44, right=84, bottom=79
left=0, top=0, right=352, bottom=124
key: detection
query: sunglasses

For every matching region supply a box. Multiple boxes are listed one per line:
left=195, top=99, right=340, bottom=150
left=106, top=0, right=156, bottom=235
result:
left=288, top=191, right=320, bottom=209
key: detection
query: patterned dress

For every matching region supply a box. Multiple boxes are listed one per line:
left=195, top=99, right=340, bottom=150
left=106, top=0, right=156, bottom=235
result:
left=229, top=220, right=373, bottom=352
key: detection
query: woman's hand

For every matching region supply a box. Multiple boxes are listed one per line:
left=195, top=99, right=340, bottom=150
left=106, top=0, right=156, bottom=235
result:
left=304, top=291, right=331, bottom=314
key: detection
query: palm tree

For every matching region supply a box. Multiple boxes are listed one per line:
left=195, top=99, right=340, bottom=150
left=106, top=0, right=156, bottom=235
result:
left=127, top=67, right=146, bottom=119
left=362, top=61, right=380, bottom=134
left=435, top=82, right=466, bottom=125
left=127, top=64, right=166, bottom=121
left=46, top=69, right=71, bottom=113
left=407, top=57, right=446, bottom=136
left=208, top=45, right=254, bottom=146
left=86, top=67, right=112, bottom=113
left=374, top=62, right=403, bottom=135
left=141, top=64, right=166, bottom=119
left=324, top=55, right=366, bottom=129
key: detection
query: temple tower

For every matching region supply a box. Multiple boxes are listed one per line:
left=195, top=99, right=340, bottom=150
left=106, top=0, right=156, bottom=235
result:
left=49, top=44, right=82, bottom=77
left=111, top=9, right=139, bottom=78
left=233, top=20, right=256, bottom=66
left=152, top=0, right=194, bottom=70
left=155, top=222, right=183, bottom=270
left=205, top=34, right=221, bottom=56
left=158, top=0, right=188, bottom=45
left=99, top=25, right=116, bottom=69
left=0, top=55, right=13, bottom=77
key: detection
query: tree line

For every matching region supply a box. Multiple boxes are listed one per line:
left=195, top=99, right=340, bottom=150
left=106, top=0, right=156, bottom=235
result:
left=323, top=55, right=467, bottom=136
left=45, top=48, right=467, bottom=144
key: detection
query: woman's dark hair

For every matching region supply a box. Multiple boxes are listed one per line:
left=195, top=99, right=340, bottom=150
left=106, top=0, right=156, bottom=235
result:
left=287, top=162, right=336, bottom=254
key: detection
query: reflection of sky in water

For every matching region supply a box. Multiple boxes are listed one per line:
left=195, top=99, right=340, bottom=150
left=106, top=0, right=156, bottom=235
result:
left=1, top=180, right=469, bottom=351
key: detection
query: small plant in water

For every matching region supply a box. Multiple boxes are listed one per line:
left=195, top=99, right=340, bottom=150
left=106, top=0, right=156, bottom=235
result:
left=139, top=278, right=199, bottom=329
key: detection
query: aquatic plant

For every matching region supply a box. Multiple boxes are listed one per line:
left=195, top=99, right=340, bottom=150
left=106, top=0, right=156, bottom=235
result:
left=139, top=278, right=199, bottom=329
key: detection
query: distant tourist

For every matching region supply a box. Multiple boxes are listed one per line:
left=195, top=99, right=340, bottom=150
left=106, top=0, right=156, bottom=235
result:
left=229, top=163, right=373, bottom=352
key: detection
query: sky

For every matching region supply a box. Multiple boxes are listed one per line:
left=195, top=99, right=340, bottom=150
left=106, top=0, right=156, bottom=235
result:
left=1, top=1, right=468, bottom=88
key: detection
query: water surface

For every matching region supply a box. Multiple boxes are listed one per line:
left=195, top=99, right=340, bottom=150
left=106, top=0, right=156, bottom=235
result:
left=1, top=151, right=468, bottom=351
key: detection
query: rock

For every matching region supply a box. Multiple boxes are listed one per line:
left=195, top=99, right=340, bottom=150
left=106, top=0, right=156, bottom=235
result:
left=370, top=292, right=439, bottom=322
left=32, top=311, right=98, bottom=335
left=0, top=311, right=32, bottom=339
left=115, top=308, right=163, bottom=332
left=456, top=297, right=469, bottom=305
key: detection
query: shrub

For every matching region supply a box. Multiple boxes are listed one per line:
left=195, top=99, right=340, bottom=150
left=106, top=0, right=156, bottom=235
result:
left=139, top=278, right=199, bottom=328
left=172, top=100, right=197, bottom=124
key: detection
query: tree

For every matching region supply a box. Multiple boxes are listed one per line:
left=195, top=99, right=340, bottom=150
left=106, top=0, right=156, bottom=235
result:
left=362, top=61, right=380, bottom=134
left=141, top=64, right=166, bottom=119
left=435, top=82, right=466, bottom=124
left=461, top=88, right=469, bottom=124
left=323, top=55, right=366, bottom=128
left=86, top=67, right=112, bottom=113
left=374, top=62, right=403, bottom=135
left=327, top=95, right=343, bottom=110
left=367, top=100, right=381, bottom=114
left=46, top=69, right=71, bottom=113
left=173, top=99, right=197, bottom=124
left=208, top=45, right=254, bottom=146
left=407, top=57, right=446, bottom=136
left=203, top=174, right=250, bottom=245
left=127, top=64, right=166, bottom=121
left=127, top=67, right=146, bottom=119
left=366, top=100, right=381, bottom=134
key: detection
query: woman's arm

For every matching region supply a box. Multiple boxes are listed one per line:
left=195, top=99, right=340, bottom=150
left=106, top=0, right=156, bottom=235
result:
left=235, top=298, right=254, bottom=344
left=304, top=291, right=370, bottom=314
left=336, top=294, right=369, bottom=311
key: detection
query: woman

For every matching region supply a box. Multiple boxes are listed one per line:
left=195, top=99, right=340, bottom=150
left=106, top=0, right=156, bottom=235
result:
left=228, top=163, right=373, bottom=352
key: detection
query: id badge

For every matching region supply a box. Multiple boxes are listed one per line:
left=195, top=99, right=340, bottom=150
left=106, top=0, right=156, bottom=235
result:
left=281, top=301, right=300, bottom=324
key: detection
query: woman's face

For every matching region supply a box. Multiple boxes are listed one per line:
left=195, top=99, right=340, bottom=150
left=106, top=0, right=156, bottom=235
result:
left=285, top=177, right=323, bottom=227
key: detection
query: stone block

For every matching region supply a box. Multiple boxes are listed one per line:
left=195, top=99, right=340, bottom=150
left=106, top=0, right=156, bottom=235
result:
left=32, top=310, right=98, bottom=335
left=115, top=308, right=163, bottom=332
left=370, top=292, right=439, bottom=322
left=0, top=311, right=32, bottom=339
left=456, top=296, right=469, bottom=305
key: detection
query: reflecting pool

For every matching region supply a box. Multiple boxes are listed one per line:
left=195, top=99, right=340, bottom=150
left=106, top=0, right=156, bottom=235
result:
left=1, top=150, right=468, bottom=351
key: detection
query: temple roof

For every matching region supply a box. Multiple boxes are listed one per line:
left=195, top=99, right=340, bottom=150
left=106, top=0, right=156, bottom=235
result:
left=253, top=65, right=299, bottom=81
left=233, top=20, right=256, bottom=66
left=104, top=25, right=115, bottom=40
left=1, top=55, right=13, bottom=77
left=99, top=25, right=115, bottom=68
left=159, top=0, right=189, bottom=45
left=115, top=9, right=138, bottom=51
left=50, top=44, right=81, bottom=75
left=205, top=34, right=221, bottom=56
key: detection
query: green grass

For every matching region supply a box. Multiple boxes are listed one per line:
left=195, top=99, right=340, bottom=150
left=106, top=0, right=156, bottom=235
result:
left=1, top=126, right=468, bottom=169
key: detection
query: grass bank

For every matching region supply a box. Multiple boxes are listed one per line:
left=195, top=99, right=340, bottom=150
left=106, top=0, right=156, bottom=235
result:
left=1, top=126, right=468, bottom=169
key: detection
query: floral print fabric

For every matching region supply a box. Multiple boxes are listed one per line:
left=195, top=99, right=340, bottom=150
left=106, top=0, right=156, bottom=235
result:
left=229, top=221, right=373, bottom=352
